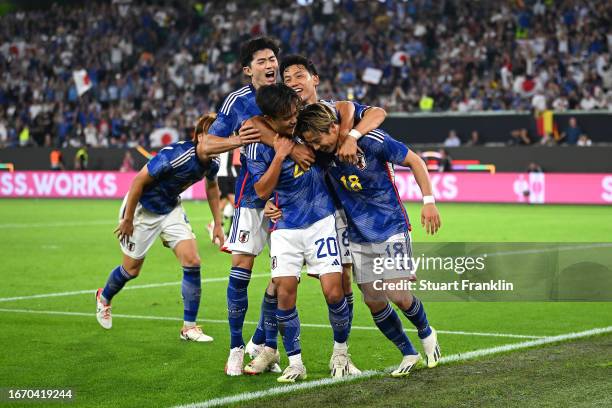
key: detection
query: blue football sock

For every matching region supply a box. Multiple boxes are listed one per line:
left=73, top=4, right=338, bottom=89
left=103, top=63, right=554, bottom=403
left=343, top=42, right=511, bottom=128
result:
left=401, top=296, right=432, bottom=339
left=251, top=291, right=267, bottom=345
left=372, top=303, right=417, bottom=356
left=263, top=292, right=278, bottom=349
left=277, top=307, right=301, bottom=357
left=101, top=265, right=136, bottom=303
left=327, top=297, right=350, bottom=343
left=227, top=267, right=251, bottom=349
left=346, top=292, right=354, bottom=335
left=181, top=266, right=201, bottom=323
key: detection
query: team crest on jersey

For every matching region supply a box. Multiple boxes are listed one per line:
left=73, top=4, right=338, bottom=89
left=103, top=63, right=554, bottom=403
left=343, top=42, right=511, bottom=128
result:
left=271, top=256, right=277, bottom=270
left=356, top=152, right=367, bottom=170
left=238, top=230, right=250, bottom=243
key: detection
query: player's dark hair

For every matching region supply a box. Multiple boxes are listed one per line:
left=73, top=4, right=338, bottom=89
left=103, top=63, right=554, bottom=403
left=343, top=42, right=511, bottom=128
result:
left=280, top=54, right=319, bottom=77
left=240, top=36, right=280, bottom=68
left=192, top=113, right=217, bottom=145
left=256, top=83, right=301, bottom=120
left=294, top=102, right=338, bottom=138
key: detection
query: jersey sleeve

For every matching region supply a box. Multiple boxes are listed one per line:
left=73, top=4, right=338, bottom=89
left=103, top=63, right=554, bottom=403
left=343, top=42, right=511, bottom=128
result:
left=246, top=143, right=272, bottom=183
left=208, top=101, right=240, bottom=137
left=352, top=101, right=371, bottom=120
left=146, top=149, right=172, bottom=179
left=382, top=133, right=410, bottom=165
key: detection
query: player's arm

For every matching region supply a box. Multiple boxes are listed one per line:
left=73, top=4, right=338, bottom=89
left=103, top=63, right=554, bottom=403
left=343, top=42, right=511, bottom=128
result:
left=401, top=150, right=441, bottom=235
left=253, top=137, right=294, bottom=200
left=115, top=166, right=154, bottom=244
left=336, top=103, right=388, bottom=164
left=205, top=178, right=225, bottom=247
left=246, top=117, right=315, bottom=171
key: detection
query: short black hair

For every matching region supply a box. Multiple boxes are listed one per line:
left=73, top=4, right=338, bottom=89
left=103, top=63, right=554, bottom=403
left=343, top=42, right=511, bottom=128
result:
left=240, top=37, right=280, bottom=68
left=256, top=83, right=301, bottom=119
left=279, top=54, right=319, bottom=77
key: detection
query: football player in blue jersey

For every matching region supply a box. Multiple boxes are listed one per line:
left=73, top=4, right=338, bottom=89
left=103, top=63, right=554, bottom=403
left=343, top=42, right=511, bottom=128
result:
left=95, top=113, right=228, bottom=342
left=295, top=103, right=442, bottom=377
left=245, top=83, right=352, bottom=382
left=260, top=54, right=388, bottom=375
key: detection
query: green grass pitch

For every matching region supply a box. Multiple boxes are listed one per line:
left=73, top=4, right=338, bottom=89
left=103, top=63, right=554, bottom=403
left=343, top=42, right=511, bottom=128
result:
left=0, top=199, right=610, bottom=407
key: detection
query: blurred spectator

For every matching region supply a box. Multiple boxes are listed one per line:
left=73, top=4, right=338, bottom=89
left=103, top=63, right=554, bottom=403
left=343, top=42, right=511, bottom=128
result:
left=438, top=149, right=452, bottom=172
left=466, top=130, right=482, bottom=146
left=74, top=146, right=88, bottom=170
left=119, top=151, right=136, bottom=172
left=560, top=117, right=586, bottom=145
left=577, top=135, right=593, bottom=146
left=443, top=130, right=461, bottom=147
left=509, top=128, right=532, bottom=145
left=49, top=149, right=64, bottom=171
left=527, top=162, right=544, bottom=173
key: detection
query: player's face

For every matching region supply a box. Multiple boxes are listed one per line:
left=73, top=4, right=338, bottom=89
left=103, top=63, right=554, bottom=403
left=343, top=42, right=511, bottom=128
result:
left=244, top=49, right=278, bottom=89
left=270, top=104, right=299, bottom=136
left=302, top=123, right=339, bottom=153
left=283, top=65, right=319, bottom=105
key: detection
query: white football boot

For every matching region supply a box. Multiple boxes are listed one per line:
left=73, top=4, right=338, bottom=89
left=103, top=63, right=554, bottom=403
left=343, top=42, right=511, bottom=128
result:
left=243, top=347, right=281, bottom=375
left=245, top=338, right=281, bottom=373
left=225, top=346, right=245, bottom=376
left=329, top=349, right=350, bottom=378
left=277, top=364, right=307, bottom=383
left=421, top=327, right=441, bottom=368
left=391, top=354, right=421, bottom=377
left=95, top=288, right=112, bottom=329
left=180, top=325, right=214, bottom=342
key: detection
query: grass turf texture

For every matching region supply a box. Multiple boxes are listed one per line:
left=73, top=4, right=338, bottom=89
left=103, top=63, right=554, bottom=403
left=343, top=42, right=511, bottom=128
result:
left=0, top=200, right=611, bottom=407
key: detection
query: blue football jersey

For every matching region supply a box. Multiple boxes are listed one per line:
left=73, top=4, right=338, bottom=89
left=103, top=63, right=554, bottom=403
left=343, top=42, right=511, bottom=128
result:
left=325, top=129, right=410, bottom=243
left=208, top=84, right=266, bottom=209
left=140, top=141, right=219, bottom=214
left=247, top=142, right=336, bottom=230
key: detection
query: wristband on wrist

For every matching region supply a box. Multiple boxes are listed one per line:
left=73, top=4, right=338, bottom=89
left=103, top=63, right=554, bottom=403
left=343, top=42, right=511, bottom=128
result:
left=423, top=195, right=435, bottom=205
left=348, top=129, right=363, bottom=140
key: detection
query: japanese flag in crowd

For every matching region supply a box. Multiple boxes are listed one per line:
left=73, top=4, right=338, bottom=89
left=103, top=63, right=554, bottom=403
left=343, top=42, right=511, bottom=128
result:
left=150, top=127, right=179, bottom=148
left=73, top=69, right=92, bottom=96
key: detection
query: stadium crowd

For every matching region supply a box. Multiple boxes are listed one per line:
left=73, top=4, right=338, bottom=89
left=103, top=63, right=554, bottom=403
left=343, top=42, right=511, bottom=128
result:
left=0, top=0, right=610, bottom=148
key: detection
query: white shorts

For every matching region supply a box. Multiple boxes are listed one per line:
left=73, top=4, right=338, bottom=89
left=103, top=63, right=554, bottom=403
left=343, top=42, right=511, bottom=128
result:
left=118, top=198, right=195, bottom=260
left=335, top=209, right=352, bottom=265
left=226, top=206, right=269, bottom=256
left=350, top=232, right=414, bottom=284
left=270, top=214, right=343, bottom=279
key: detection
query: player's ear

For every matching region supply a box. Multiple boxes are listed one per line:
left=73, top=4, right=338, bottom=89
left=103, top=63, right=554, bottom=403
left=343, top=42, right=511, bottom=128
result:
left=243, top=65, right=253, bottom=78
left=312, top=74, right=320, bottom=87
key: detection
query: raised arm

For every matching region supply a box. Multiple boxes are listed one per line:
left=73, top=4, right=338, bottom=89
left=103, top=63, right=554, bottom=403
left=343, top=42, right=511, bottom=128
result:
left=401, top=150, right=441, bottom=235
left=336, top=103, right=388, bottom=164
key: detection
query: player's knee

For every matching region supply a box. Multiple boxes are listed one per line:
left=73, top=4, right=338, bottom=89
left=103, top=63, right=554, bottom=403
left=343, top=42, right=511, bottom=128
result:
left=123, top=264, right=142, bottom=277
left=323, top=286, right=344, bottom=304
left=365, top=300, right=388, bottom=313
left=182, top=254, right=201, bottom=268
left=232, top=253, right=254, bottom=269
left=388, top=290, right=412, bottom=310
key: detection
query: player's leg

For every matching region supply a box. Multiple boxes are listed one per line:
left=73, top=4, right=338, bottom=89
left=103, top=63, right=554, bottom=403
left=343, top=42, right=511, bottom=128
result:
left=172, top=238, right=213, bottom=343
left=246, top=280, right=278, bottom=364
left=386, top=282, right=439, bottom=368
left=160, top=204, right=213, bottom=342
left=96, top=254, right=143, bottom=329
left=352, top=241, right=420, bottom=377
left=274, top=276, right=306, bottom=383
left=96, top=201, right=160, bottom=329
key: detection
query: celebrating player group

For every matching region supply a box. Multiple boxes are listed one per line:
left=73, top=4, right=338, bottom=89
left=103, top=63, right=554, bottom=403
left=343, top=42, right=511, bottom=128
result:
left=95, top=36, right=442, bottom=383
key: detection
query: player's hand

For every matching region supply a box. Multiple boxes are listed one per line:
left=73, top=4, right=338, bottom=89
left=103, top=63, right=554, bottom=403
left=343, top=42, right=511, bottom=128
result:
left=274, top=135, right=295, bottom=159
left=114, top=218, right=134, bottom=245
left=264, top=200, right=282, bottom=222
left=336, top=134, right=361, bottom=165
left=212, top=223, right=225, bottom=247
left=290, top=143, right=315, bottom=170
left=421, top=203, right=441, bottom=235
left=237, top=123, right=261, bottom=145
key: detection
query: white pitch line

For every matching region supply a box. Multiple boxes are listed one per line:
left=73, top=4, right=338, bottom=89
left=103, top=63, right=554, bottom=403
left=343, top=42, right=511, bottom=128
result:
left=0, top=274, right=269, bottom=303
left=172, top=325, right=612, bottom=408
left=0, top=217, right=209, bottom=229
left=0, top=308, right=544, bottom=339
